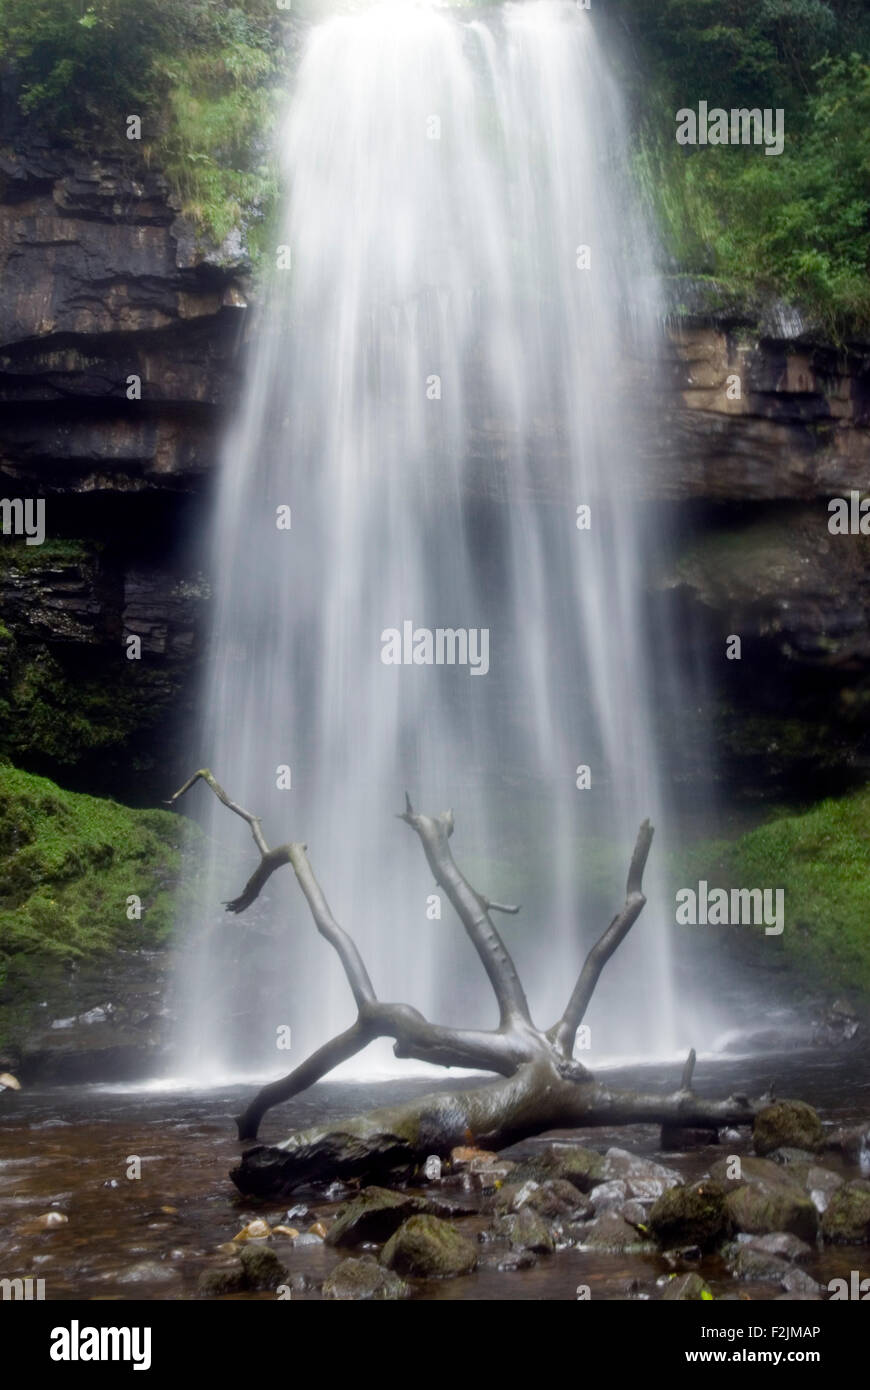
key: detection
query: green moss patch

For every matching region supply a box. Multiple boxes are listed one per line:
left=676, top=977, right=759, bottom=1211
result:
left=0, top=763, right=200, bottom=992
left=678, top=785, right=870, bottom=995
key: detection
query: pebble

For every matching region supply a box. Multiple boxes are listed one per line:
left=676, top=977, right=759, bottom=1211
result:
left=22, top=1211, right=69, bottom=1231
left=232, top=1218, right=271, bottom=1242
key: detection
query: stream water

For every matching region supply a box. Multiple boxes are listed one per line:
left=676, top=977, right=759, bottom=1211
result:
left=2, top=1051, right=867, bottom=1301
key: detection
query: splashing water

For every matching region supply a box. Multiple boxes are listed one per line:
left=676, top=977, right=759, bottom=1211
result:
left=176, top=1, right=705, bottom=1085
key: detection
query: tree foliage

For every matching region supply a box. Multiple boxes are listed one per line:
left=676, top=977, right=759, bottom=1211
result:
left=0, top=0, right=282, bottom=250
left=614, top=0, right=870, bottom=334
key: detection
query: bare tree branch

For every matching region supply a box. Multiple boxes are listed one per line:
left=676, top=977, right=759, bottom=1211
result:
left=173, top=776, right=754, bottom=1180
left=168, top=769, right=269, bottom=855
left=398, top=795, right=532, bottom=1028
left=549, top=818, right=654, bottom=1057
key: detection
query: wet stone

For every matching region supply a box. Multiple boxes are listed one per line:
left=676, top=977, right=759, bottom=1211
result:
left=380, top=1215, right=477, bottom=1279
left=239, top=1244, right=288, bottom=1291
left=753, top=1101, right=824, bottom=1158
left=575, top=1211, right=655, bottom=1253
left=781, top=1267, right=821, bottom=1296
left=660, top=1272, right=712, bottom=1301
left=589, top=1181, right=629, bottom=1213
left=493, top=1206, right=556, bottom=1254
left=648, top=1181, right=729, bottom=1251
left=322, top=1254, right=408, bottom=1301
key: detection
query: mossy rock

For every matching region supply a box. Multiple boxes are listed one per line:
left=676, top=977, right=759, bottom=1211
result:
left=820, top=1180, right=870, bottom=1243
left=511, top=1145, right=607, bottom=1193
left=753, top=1102, right=824, bottom=1157
left=648, top=1180, right=729, bottom=1251
left=380, top=1215, right=477, bottom=1279
left=238, top=1244, right=288, bottom=1292
left=575, top=1211, right=655, bottom=1254
left=492, top=1206, right=556, bottom=1254
left=325, top=1186, right=430, bottom=1247
left=323, top=1255, right=408, bottom=1301
left=197, top=1265, right=248, bottom=1297
left=725, top=1183, right=818, bottom=1244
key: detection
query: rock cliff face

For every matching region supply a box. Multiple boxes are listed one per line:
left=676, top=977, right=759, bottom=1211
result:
left=2, top=114, right=869, bottom=800
left=0, top=114, right=249, bottom=798
left=656, top=294, right=870, bottom=795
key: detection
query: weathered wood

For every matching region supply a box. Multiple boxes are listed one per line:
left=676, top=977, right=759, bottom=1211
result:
left=170, top=772, right=762, bottom=1193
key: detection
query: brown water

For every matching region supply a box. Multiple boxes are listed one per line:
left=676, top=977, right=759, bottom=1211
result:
left=1, top=1052, right=868, bottom=1301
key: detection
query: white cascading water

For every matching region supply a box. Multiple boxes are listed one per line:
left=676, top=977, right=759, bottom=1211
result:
left=175, top=0, right=707, bottom=1085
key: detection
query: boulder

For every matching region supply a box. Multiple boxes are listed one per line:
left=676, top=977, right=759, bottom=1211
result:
left=725, top=1183, right=817, bottom=1244
left=600, top=1148, right=683, bottom=1201
left=238, top=1244, right=288, bottom=1292
left=493, top=1206, right=556, bottom=1254
left=380, top=1216, right=477, bottom=1278
left=753, top=1102, right=824, bottom=1157
left=820, top=1180, right=870, bottom=1243
left=648, top=1181, right=730, bottom=1251
left=492, top=1178, right=591, bottom=1221
left=325, top=1186, right=428, bottom=1247
left=510, top=1144, right=607, bottom=1192
left=575, top=1212, right=655, bottom=1253
left=197, top=1265, right=248, bottom=1296
left=589, top=1180, right=629, bottom=1213
left=322, top=1255, right=408, bottom=1300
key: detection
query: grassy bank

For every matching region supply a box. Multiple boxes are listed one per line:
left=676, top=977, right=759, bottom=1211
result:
left=0, top=764, right=200, bottom=1006
left=679, top=784, right=870, bottom=996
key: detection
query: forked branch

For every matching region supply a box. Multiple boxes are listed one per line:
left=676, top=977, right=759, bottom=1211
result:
left=168, top=772, right=543, bottom=1138
left=170, top=774, right=754, bottom=1181
left=398, top=795, right=531, bottom=1028
left=549, top=818, right=654, bottom=1057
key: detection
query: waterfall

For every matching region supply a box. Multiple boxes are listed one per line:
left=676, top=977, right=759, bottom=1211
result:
left=174, top=0, right=699, bottom=1085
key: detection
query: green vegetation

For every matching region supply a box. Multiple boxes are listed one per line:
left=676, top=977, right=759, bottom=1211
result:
left=0, top=763, right=200, bottom=989
left=613, top=0, right=870, bottom=336
left=0, top=541, right=178, bottom=775
left=0, top=0, right=285, bottom=254
left=679, top=784, right=870, bottom=994
left=2, top=1, right=868, bottom=321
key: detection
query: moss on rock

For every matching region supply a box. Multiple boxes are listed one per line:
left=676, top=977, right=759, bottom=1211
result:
left=753, top=1101, right=824, bottom=1158
left=380, top=1215, right=477, bottom=1279
left=648, top=1180, right=729, bottom=1251
left=677, top=785, right=870, bottom=997
left=0, top=763, right=201, bottom=1050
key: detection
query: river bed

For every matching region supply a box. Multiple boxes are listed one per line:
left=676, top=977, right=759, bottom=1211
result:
left=1, top=1050, right=868, bottom=1301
